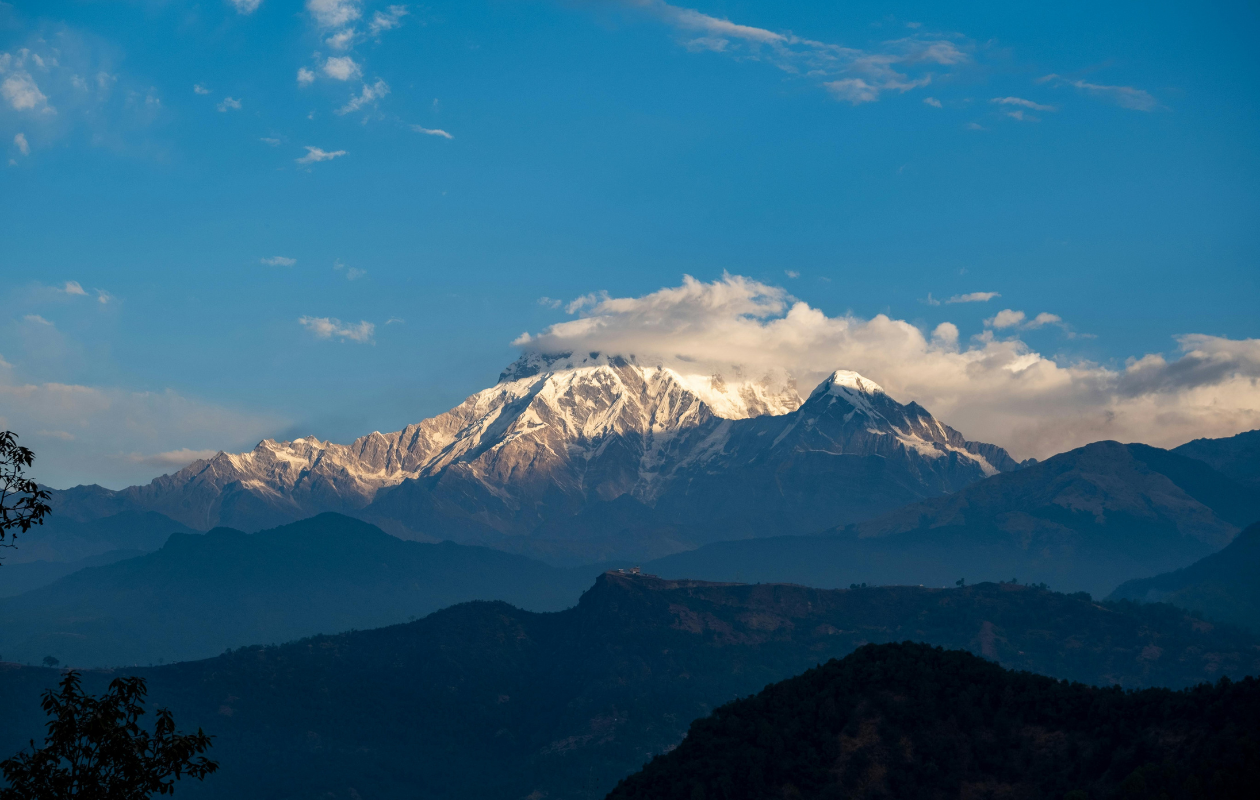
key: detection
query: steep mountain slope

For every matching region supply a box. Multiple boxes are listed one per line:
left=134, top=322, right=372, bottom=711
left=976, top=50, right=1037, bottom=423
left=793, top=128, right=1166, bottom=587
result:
left=1109, top=521, right=1260, bottom=633
left=0, top=513, right=593, bottom=667
left=606, top=642, right=1260, bottom=800
left=1, top=574, right=1255, bottom=800
left=44, top=354, right=1020, bottom=561
left=641, top=441, right=1260, bottom=596
left=1174, top=427, right=1260, bottom=486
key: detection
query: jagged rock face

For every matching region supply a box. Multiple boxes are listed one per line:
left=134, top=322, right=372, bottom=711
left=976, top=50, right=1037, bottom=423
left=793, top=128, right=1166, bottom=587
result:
left=46, top=355, right=1024, bottom=557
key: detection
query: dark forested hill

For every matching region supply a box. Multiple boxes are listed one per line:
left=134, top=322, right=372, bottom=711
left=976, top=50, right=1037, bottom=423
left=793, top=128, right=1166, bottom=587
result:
left=1, top=574, right=1257, bottom=800
left=606, top=642, right=1260, bottom=800
left=1174, top=428, right=1260, bottom=487
left=643, top=441, right=1260, bottom=597
left=0, top=513, right=594, bottom=667
left=1109, top=521, right=1260, bottom=633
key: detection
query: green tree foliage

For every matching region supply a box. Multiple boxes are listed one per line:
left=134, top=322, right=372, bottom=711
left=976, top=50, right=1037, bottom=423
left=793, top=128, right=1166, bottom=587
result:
left=0, top=671, right=217, bottom=799
left=607, top=642, right=1260, bottom=800
left=0, top=431, right=52, bottom=559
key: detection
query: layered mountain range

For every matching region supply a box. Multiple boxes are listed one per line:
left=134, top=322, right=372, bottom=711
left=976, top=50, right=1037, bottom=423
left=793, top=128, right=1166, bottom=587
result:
left=44, top=353, right=1024, bottom=562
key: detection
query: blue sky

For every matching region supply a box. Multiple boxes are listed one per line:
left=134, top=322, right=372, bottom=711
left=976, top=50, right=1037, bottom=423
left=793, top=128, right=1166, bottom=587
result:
left=2, top=0, right=1258, bottom=488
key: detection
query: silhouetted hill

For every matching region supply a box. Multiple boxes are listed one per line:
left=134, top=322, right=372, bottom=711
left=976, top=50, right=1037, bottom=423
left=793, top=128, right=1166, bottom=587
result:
left=1109, top=521, right=1260, bottom=633
left=1, top=574, right=1256, bottom=800
left=1173, top=428, right=1260, bottom=487
left=4, top=509, right=195, bottom=565
left=606, top=642, right=1260, bottom=800
left=0, top=549, right=146, bottom=598
left=643, top=441, right=1260, bottom=596
left=0, top=513, right=593, bottom=666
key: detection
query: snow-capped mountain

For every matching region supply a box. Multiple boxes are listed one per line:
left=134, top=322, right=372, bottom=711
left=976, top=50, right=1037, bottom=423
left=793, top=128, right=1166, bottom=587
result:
left=47, top=353, right=1025, bottom=562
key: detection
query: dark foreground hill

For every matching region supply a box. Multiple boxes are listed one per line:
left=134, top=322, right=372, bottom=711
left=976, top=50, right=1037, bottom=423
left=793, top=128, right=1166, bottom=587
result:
left=606, top=642, right=1260, bottom=800
left=1109, top=521, right=1260, bottom=633
left=0, top=513, right=594, bottom=667
left=644, top=441, right=1260, bottom=597
left=2, top=574, right=1257, bottom=800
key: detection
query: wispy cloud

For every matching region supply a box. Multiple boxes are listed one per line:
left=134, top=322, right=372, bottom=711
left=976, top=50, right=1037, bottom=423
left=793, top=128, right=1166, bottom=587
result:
left=216, top=96, right=242, bottom=112
left=334, top=260, right=365, bottom=280
left=94, top=289, right=112, bottom=304
left=923, top=96, right=942, bottom=108
left=297, top=67, right=316, bottom=87
left=261, top=256, right=296, bottom=266
left=337, top=79, right=389, bottom=114
left=60, top=280, right=87, bottom=296
left=260, top=137, right=281, bottom=146
left=2, top=70, right=53, bottom=113
left=368, top=5, right=409, bottom=36
left=307, top=0, right=362, bottom=29
left=1037, top=74, right=1162, bottom=111
left=13, top=132, right=29, bottom=155
left=322, top=56, right=361, bottom=81
left=298, top=316, right=375, bottom=342
left=537, top=297, right=563, bottom=309
left=612, top=0, right=968, bottom=105
left=326, top=28, right=358, bottom=50
left=296, top=146, right=346, bottom=164
left=411, top=125, right=452, bottom=139
left=784, top=270, right=800, bottom=279
left=23, top=314, right=53, bottom=326
left=228, top=0, right=263, bottom=14
left=193, top=84, right=211, bottom=95
left=991, top=96, right=1055, bottom=112
left=947, top=291, right=1000, bottom=304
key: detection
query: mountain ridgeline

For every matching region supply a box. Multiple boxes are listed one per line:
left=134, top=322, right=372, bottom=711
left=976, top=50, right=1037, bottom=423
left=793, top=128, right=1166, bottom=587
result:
left=606, top=642, right=1260, bottom=800
left=42, top=354, right=1024, bottom=563
left=638, top=439, right=1260, bottom=597
left=1, top=574, right=1256, bottom=800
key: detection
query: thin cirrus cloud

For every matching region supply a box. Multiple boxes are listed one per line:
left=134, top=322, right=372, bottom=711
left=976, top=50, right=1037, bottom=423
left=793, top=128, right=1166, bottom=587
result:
left=337, top=79, right=389, bottom=115
left=298, top=316, right=375, bottom=343
left=14, top=132, right=30, bottom=155
left=611, top=0, right=969, bottom=105
left=60, top=281, right=88, bottom=296
left=411, top=125, right=452, bottom=139
left=368, top=5, right=409, bottom=36
left=296, top=146, right=346, bottom=164
left=947, top=291, right=1000, bottom=304
left=216, top=96, right=242, bottom=112
left=513, top=275, right=1260, bottom=460
left=1037, top=74, right=1162, bottom=111
left=261, top=256, right=296, bottom=266
left=227, top=0, right=263, bottom=14
left=193, top=84, right=211, bottom=95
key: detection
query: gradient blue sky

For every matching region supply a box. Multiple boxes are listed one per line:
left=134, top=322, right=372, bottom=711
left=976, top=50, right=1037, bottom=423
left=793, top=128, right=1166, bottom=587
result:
left=2, top=0, right=1258, bottom=488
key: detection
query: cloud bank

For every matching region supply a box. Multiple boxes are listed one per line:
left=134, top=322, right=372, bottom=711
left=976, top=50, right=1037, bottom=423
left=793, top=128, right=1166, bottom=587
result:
left=513, top=275, right=1260, bottom=460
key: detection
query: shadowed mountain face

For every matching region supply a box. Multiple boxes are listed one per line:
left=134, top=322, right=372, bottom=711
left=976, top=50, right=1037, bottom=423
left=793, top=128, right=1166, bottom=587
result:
left=606, top=642, right=1260, bottom=800
left=1109, top=521, right=1260, bottom=633
left=0, top=574, right=1255, bottom=800
left=1174, top=428, right=1260, bottom=487
left=42, top=357, right=1021, bottom=563
left=0, top=514, right=594, bottom=667
left=639, top=441, right=1260, bottom=597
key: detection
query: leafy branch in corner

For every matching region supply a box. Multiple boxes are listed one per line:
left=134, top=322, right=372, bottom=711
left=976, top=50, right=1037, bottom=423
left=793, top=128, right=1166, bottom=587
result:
left=0, top=430, right=52, bottom=558
left=0, top=671, right=218, bottom=798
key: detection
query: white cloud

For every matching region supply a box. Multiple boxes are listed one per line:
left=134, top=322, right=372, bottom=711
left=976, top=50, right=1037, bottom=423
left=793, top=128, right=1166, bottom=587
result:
left=538, top=297, right=563, bottom=309
left=128, top=447, right=222, bottom=468
left=296, top=146, right=346, bottom=164
left=326, top=28, right=358, bottom=50
left=13, top=132, right=29, bottom=155
left=298, top=316, right=375, bottom=343
left=964, top=122, right=985, bottom=131
left=923, top=97, right=942, bottom=108
left=2, top=71, right=53, bottom=113
left=193, top=84, right=211, bottom=95
left=1005, top=109, right=1037, bottom=122
left=217, top=96, right=242, bottom=112
left=260, top=256, right=296, bottom=266
left=260, top=137, right=281, bottom=146
left=614, top=1, right=966, bottom=105
left=60, top=281, right=87, bottom=296
left=946, top=291, right=999, bottom=304
left=784, top=270, right=800, bottom=279
left=307, top=0, right=362, bottom=29
left=323, top=56, right=361, bottom=81
left=94, top=289, right=112, bottom=305
left=23, top=314, right=53, bottom=326
left=297, top=67, right=316, bottom=87
left=1038, top=74, right=1161, bottom=111
left=228, top=0, right=263, bottom=13
left=368, top=5, right=409, bottom=36
left=337, top=78, right=389, bottom=114
left=385, top=317, right=405, bottom=325
left=411, top=125, right=452, bottom=139
left=510, top=275, right=1260, bottom=460
left=986, top=309, right=1025, bottom=328
left=1025, top=312, right=1062, bottom=329
left=334, top=261, right=365, bottom=280
left=991, top=96, right=1055, bottom=112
